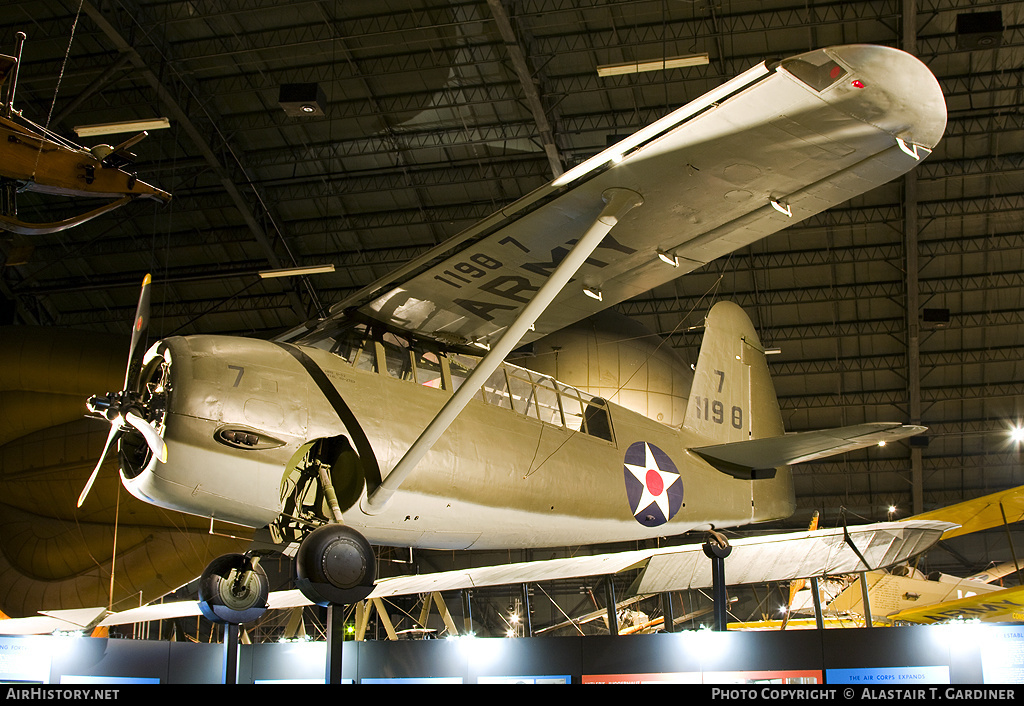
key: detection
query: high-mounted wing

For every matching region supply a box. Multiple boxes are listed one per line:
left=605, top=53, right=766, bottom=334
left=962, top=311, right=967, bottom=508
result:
left=0, top=521, right=950, bottom=634
left=298, top=45, right=945, bottom=349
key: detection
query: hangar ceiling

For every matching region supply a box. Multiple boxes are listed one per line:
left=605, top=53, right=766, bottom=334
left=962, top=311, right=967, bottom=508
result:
left=1, top=0, right=1023, bottom=623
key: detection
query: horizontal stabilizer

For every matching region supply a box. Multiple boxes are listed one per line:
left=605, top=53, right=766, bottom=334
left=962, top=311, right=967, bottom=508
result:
left=690, top=423, right=927, bottom=479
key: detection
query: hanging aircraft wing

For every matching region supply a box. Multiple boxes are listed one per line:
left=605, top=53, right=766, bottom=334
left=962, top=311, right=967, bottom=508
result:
left=772, top=488, right=1024, bottom=627
left=0, top=520, right=950, bottom=634
left=909, top=484, right=1024, bottom=541
left=290, top=44, right=945, bottom=350
left=0, top=607, right=108, bottom=635
left=366, top=521, right=950, bottom=598
left=626, top=520, right=951, bottom=596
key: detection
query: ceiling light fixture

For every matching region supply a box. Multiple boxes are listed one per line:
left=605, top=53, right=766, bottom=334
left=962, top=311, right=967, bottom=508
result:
left=258, top=264, right=336, bottom=279
left=279, top=83, right=326, bottom=117
left=74, top=118, right=171, bottom=138
left=597, top=53, right=710, bottom=78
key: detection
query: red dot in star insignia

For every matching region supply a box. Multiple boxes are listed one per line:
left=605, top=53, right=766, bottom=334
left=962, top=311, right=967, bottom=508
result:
left=646, top=469, right=664, bottom=496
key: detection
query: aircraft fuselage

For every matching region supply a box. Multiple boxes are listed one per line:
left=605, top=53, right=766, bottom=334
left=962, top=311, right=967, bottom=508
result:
left=123, top=329, right=795, bottom=550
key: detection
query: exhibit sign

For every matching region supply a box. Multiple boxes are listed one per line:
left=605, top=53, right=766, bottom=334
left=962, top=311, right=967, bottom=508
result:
left=0, top=636, right=52, bottom=683
left=826, top=666, right=950, bottom=684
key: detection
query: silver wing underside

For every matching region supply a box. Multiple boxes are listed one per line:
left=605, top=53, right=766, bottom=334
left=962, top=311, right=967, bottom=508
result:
left=296, top=44, right=945, bottom=349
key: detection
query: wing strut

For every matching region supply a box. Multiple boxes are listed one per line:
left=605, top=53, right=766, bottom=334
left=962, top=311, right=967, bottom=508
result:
left=841, top=512, right=874, bottom=572
left=361, top=187, right=643, bottom=515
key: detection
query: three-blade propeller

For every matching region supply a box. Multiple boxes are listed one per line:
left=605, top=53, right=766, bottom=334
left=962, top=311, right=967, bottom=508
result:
left=78, top=274, right=168, bottom=508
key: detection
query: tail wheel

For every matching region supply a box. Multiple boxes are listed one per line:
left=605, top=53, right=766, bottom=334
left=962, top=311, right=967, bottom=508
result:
left=294, top=524, right=375, bottom=606
left=197, top=554, right=270, bottom=625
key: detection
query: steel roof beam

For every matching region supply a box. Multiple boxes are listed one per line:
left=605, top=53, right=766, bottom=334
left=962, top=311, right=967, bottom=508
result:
left=78, top=0, right=318, bottom=322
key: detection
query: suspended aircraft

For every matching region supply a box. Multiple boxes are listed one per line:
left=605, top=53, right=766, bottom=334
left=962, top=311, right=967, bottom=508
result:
left=779, top=485, right=1024, bottom=627
left=0, top=33, right=170, bottom=236
left=71, top=44, right=948, bottom=624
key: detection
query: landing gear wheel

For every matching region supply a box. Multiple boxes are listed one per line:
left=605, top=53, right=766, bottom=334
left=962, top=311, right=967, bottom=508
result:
left=294, top=524, right=375, bottom=606
left=197, top=553, right=270, bottom=625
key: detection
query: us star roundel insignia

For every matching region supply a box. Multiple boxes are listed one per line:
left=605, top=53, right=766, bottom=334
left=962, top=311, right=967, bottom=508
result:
left=623, top=441, right=683, bottom=527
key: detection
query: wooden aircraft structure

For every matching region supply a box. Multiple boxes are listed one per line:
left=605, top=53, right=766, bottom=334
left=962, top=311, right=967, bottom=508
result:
left=0, top=33, right=170, bottom=236
left=779, top=485, right=1024, bottom=627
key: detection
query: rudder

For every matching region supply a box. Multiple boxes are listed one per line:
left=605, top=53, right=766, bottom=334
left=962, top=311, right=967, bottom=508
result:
left=683, top=301, right=784, bottom=444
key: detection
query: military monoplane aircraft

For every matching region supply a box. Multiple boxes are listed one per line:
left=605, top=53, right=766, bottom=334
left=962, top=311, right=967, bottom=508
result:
left=74, top=44, right=947, bottom=623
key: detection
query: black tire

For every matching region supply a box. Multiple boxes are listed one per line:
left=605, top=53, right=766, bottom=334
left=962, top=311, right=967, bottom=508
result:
left=197, top=553, right=270, bottom=624
left=294, top=524, right=375, bottom=606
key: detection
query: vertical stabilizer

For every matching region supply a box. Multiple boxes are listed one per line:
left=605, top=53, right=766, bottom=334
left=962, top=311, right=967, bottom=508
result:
left=684, top=302, right=784, bottom=444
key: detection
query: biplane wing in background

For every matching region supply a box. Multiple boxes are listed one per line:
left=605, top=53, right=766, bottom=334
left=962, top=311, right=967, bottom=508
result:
left=911, top=483, right=1024, bottom=542
left=0, top=520, right=952, bottom=635
left=791, top=486, right=1024, bottom=626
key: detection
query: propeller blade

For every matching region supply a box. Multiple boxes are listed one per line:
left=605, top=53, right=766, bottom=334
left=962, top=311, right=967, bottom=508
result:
left=78, top=423, right=120, bottom=508
left=123, top=273, right=152, bottom=389
left=125, top=411, right=167, bottom=463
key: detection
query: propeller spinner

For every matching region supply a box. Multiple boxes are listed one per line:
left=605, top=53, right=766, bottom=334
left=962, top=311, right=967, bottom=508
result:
left=79, top=274, right=168, bottom=508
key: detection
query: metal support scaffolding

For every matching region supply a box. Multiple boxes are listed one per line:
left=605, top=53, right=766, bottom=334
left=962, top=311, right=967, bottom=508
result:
left=662, top=593, right=676, bottom=633
left=703, top=533, right=733, bottom=631
left=325, top=604, right=346, bottom=684
left=811, top=577, right=825, bottom=631
left=521, top=584, right=533, bottom=637
left=603, top=576, right=618, bottom=636
left=221, top=623, right=239, bottom=685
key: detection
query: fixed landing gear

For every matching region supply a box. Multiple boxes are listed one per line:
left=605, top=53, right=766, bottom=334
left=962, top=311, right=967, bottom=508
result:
left=294, top=523, right=376, bottom=606
left=197, top=553, right=270, bottom=625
